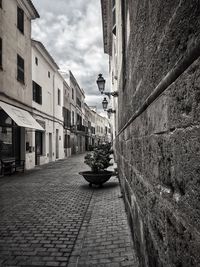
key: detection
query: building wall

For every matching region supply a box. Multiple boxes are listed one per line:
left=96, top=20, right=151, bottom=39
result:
left=104, top=0, right=200, bottom=266
left=32, top=46, right=55, bottom=116
left=31, top=43, right=65, bottom=167
left=63, top=81, right=71, bottom=158
left=94, top=112, right=111, bottom=144
left=0, top=0, right=39, bottom=168
left=0, top=0, right=33, bottom=106
left=68, top=71, right=86, bottom=154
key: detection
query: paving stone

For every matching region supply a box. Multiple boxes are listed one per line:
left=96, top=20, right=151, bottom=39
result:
left=0, top=155, right=92, bottom=267
left=45, top=262, right=60, bottom=267
left=68, top=162, right=139, bottom=267
left=0, top=154, right=139, bottom=267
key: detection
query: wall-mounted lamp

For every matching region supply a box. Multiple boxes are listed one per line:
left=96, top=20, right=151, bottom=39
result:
left=107, top=108, right=116, bottom=114
left=96, top=73, right=105, bottom=93
left=96, top=74, right=118, bottom=99
left=107, top=108, right=116, bottom=119
left=102, top=97, right=108, bottom=111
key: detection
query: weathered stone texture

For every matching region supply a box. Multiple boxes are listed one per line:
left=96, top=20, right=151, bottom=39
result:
left=119, top=0, right=200, bottom=129
left=116, top=0, right=200, bottom=266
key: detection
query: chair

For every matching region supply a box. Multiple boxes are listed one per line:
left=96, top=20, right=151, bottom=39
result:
left=0, top=159, right=15, bottom=175
left=14, top=160, right=25, bottom=173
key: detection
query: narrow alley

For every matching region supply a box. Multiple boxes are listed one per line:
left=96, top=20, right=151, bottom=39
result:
left=0, top=154, right=138, bottom=267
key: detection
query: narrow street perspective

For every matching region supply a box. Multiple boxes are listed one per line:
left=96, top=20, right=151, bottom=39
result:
left=1, top=0, right=200, bottom=266
left=0, top=154, right=138, bottom=267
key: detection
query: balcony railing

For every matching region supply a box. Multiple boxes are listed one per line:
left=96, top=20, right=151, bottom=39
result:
left=77, top=124, right=85, bottom=132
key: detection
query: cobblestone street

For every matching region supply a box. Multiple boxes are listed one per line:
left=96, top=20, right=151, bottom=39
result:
left=0, top=154, right=138, bottom=267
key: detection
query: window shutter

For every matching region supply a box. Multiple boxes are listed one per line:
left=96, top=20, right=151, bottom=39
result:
left=0, top=38, right=2, bottom=68
left=17, top=7, right=24, bottom=34
left=32, top=81, right=36, bottom=101
left=17, top=54, right=24, bottom=82
left=32, top=81, right=42, bottom=104
left=39, top=87, right=42, bottom=104
left=112, top=0, right=116, bottom=35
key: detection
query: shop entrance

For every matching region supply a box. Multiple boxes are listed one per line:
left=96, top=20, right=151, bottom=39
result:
left=35, top=131, right=43, bottom=165
left=0, top=110, right=20, bottom=160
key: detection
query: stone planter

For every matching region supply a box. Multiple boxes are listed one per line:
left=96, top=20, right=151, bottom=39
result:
left=79, top=170, right=113, bottom=187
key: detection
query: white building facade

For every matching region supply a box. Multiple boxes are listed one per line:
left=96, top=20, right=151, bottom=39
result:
left=31, top=40, right=64, bottom=168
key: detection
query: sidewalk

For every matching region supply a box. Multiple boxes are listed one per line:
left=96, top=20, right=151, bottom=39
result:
left=0, top=154, right=138, bottom=267
left=68, top=176, right=139, bottom=267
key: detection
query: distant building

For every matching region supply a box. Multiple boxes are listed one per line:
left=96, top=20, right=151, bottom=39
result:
left=63, top=80, right=71, bottom=158
left=84, top=103, right=93, bottom=150
left=94, top=111, right=111, bottom=145
left=64, top=71, right=86, bottom=154
left=75, top=76, right=85, bottom=154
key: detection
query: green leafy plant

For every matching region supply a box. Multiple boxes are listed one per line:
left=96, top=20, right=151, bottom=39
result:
left=84, top=143, right=112, bottom=173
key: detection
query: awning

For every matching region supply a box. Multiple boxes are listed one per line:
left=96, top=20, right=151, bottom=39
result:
left=0, top=101, right=44, bottom=131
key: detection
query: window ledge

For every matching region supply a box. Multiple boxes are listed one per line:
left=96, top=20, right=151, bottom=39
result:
left=17, top=77, right=25, bottom=85
left=33, top=100, right=42, bottom=105
left=17, top=28, right=24, bottom=35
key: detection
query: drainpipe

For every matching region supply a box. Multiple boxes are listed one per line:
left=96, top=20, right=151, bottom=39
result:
left=53, top=73, right=55, bottom=159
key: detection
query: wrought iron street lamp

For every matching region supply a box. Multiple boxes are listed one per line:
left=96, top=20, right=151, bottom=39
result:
left=96, top=74, right=118, bottom=98
left=96, top=74, right=105, bottom=94
left=107, top=108, right=116, bottom=119
left=102, top=97, right=108, bottom=111
left=107, top=108, right=116, bottom=114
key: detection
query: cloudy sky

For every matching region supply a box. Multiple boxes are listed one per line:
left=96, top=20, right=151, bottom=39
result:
left=31, top=0, right=110, bottom=113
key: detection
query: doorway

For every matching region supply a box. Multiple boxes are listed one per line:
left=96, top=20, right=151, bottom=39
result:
left=56, top=129, right=59, bottom=159
left=35, top=131, right=43, bottom=165
left=49, top=133, right=52, bottom=162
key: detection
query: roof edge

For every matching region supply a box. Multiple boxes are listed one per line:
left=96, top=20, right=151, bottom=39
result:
left=31, top=39, right=59, bottom=70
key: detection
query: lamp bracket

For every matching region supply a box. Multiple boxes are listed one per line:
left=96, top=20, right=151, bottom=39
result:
left=107, top=108, right=116, bottom=114
left=103, top=91, right=119, bottom=99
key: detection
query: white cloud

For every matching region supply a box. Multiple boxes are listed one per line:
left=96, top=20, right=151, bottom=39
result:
left=31, top=0, right=110, bottom=107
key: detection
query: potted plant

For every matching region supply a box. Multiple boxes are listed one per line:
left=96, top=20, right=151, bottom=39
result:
left=79, top=143, right=113, bottom=187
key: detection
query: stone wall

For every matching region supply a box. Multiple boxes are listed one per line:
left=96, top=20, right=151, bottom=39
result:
left=116, top=1, right=200, bottom=266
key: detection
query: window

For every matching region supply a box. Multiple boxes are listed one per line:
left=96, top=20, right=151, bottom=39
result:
left=35, top=57, right=38, bottom=65
left=17, top=54, right=25, bottom=83
left=72, top=111, right=75, bottom=125
left=48, top=71, right=50, bottom=78
left=91, top=127, right=95, bottom=134
left=0, top=38, right=2, bottom=69
left=35, top=131, right=43, bottom=155
left=33, top=81, right=42, bottom=104
left=112, top=0, right=116, bottom=35
left=76, top=97, right=81, bottom=108
left=63, top=108, right=71, bottom=128
left=77, top=114, right=82, bottom=125
left=72, top=88, right=74, bottom=100
left=58, top=89, right=61, bottom=105
left=64, top=134, right=70, bottom=148
left=17, top=7, right=24, bottom=34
